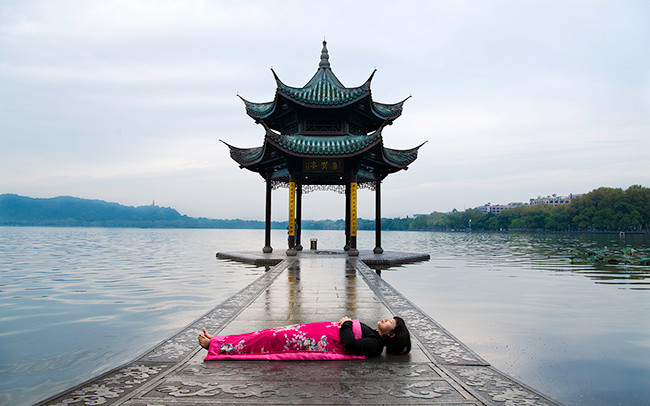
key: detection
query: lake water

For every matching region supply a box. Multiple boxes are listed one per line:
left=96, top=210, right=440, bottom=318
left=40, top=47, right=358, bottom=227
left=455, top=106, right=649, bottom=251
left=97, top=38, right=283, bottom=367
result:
left=0, top=227, right=648, bottom=406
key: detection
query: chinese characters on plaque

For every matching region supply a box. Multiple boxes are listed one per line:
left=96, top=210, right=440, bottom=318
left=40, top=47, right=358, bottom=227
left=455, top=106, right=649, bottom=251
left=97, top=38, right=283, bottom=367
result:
left=302, top=159, right=344, bottom=174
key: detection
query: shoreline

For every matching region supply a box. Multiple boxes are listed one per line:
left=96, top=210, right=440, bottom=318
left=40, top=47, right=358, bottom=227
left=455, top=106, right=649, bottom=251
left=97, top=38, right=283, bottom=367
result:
left=1, top=223, right=648, bottom=235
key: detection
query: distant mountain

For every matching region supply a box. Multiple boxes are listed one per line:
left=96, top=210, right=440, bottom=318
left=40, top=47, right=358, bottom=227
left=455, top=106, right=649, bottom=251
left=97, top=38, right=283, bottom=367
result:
left=0, top=194, right=285, bottom=229
left=5, top=186, right=648, bottom=232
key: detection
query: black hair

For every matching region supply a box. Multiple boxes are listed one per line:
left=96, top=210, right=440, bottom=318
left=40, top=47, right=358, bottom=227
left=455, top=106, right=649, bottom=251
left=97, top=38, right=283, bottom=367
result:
left=383, top=316, right=411, bottom=355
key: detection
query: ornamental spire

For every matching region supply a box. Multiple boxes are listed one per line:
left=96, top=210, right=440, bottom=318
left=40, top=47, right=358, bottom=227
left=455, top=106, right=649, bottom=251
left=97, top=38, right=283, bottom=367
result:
left=319, top=40, right=330, bottom=69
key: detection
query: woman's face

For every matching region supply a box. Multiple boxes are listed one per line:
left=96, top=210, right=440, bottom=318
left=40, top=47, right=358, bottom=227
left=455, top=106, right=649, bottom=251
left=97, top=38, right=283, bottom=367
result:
left=377, top=318, right=396, bottom=336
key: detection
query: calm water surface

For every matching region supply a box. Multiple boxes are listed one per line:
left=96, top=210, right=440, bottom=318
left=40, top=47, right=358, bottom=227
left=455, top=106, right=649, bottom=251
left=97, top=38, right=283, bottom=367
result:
left=0, top=227, right=265, bottom=405
left=1, top=227, right=649, bottom=406
left=380, top=231, right=650, bottom=406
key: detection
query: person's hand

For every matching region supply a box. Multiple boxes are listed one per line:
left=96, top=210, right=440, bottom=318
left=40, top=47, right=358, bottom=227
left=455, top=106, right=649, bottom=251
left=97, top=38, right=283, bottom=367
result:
left=339, top=316, right=352, bottom=325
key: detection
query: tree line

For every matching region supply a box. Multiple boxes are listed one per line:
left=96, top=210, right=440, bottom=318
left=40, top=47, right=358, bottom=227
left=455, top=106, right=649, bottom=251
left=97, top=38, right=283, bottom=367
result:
left=2, top=185, right=648, bottom=232
left=355, top=185, right=648, bottom=233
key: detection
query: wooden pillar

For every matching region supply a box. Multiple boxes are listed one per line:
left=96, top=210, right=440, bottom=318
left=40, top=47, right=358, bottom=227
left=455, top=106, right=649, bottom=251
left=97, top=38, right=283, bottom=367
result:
left=348, top=181, right=359, bottom=256
left=295, top=183, right=303, bottom=251
left=344, top=182, right=351, bottom=251
left=286, top=181, right=297, bottom=256
left=263, top=175, right=273, bottom=253
left=373, top=179, right=383, bottom=254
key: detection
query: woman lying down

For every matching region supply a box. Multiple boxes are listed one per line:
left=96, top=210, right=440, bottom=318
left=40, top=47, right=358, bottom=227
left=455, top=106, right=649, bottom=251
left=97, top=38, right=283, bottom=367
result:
left=198, top=316, right=411, bottom=360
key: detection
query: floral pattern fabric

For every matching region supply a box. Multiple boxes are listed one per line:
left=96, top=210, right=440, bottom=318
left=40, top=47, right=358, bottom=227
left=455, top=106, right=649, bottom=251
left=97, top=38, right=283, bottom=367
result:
left=205, top=321, right=365, bottom=361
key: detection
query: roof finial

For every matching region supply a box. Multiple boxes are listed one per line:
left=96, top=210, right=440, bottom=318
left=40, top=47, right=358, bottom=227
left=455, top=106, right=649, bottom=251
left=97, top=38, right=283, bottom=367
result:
left=319, top=40, right=330, bottom=69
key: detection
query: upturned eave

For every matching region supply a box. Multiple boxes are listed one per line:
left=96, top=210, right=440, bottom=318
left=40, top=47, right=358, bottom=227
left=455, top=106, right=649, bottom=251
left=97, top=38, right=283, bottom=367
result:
left=380, top=141, right=427, bottom=169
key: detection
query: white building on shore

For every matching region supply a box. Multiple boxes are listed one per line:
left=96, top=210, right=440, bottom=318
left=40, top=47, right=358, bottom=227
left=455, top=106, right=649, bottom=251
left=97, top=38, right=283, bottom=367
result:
left=476, top=193, right=576, bottom=215
left=476, top=202, right=525, bottom=215
left=529, top=194, right=574, bottom=206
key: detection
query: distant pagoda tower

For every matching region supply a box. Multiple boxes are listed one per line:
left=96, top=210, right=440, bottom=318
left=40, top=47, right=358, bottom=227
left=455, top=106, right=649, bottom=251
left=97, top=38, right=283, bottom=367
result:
left=223, top=41, right=425, bottom=256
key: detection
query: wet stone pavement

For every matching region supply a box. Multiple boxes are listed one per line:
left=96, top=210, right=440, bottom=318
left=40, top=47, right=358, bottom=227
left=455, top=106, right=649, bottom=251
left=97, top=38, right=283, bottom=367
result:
left=37, top=252, right=563, bottom=405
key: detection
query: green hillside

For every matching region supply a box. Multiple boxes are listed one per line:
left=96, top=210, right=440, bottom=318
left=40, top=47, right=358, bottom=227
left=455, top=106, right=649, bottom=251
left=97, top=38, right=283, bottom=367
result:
left=2, top=185, right=648, bottom=232
left=0, top=194, right=279, bottom=229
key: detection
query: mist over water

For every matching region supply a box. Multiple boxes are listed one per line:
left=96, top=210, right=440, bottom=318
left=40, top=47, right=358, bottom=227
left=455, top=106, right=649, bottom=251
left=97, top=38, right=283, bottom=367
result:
left=1, top=227, right=648, bottom=406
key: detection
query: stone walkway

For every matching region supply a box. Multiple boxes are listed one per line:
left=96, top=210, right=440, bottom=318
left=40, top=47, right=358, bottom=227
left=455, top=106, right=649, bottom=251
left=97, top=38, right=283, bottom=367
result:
left=36, top=252, right=562, bottom=405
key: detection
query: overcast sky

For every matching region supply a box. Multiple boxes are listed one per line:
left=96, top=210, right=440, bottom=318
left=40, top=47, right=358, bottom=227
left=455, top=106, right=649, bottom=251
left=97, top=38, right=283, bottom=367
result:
left=1, top=1, right=649, bottom=221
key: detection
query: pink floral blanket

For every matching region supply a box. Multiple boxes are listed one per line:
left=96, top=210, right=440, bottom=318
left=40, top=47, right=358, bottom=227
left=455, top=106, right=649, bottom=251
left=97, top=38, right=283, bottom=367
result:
left=204, top=320, right=365, bottom=361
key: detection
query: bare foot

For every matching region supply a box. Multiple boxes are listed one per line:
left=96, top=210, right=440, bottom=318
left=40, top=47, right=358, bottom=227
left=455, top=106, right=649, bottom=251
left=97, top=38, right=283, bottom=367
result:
left=198, top=328, right=214, bottom=350
left=203, top=328, right=214, bottom=339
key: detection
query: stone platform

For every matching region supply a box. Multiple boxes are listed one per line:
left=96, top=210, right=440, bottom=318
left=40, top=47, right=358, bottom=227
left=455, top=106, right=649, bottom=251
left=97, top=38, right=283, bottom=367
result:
left=216, top=248, right=431, bottom=267
left=36, top=253, right=562, bottom=405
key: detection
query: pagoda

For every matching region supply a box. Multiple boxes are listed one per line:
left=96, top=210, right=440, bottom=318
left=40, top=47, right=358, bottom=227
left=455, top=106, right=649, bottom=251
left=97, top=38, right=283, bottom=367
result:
left=223, top=41, right=425, bottom=256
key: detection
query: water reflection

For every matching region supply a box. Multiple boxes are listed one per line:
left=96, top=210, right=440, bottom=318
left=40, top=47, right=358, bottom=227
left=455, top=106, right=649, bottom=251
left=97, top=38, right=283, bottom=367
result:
left=0, top=227, right=266, bottom=406
left=344, top=259, right=357, bottom=314
left=286, top=260, right=302, bottom=320
left=570, top=267, right=650, bottom=288
left=276, top=258, right=363, bottom=322
left=376, top=230, right=650, bottom=406
left=2, top=227, right=648, bottom=406
left=376, top=231, right=650, bottom=289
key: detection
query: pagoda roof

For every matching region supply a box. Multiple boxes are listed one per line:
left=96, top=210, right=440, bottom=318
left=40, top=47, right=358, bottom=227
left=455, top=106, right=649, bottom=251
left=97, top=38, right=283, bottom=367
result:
left=223, top=144, right=264, bottom=166
left=241, top=96, right=407, bottom=122
left=224, top=41, right=425, bottom=184
left=274, top=41, right=370, bottom=107
left=383, top=142, right=426, bottom=168
left=241, top=99, right=275, bottom=118
left=266, top=127, right=382, bottom=157
left=223, top=125, right=424, bottom=175
left=240, top=41, right=407, bottom=123
left=272, top=67, right=371, bottom=107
